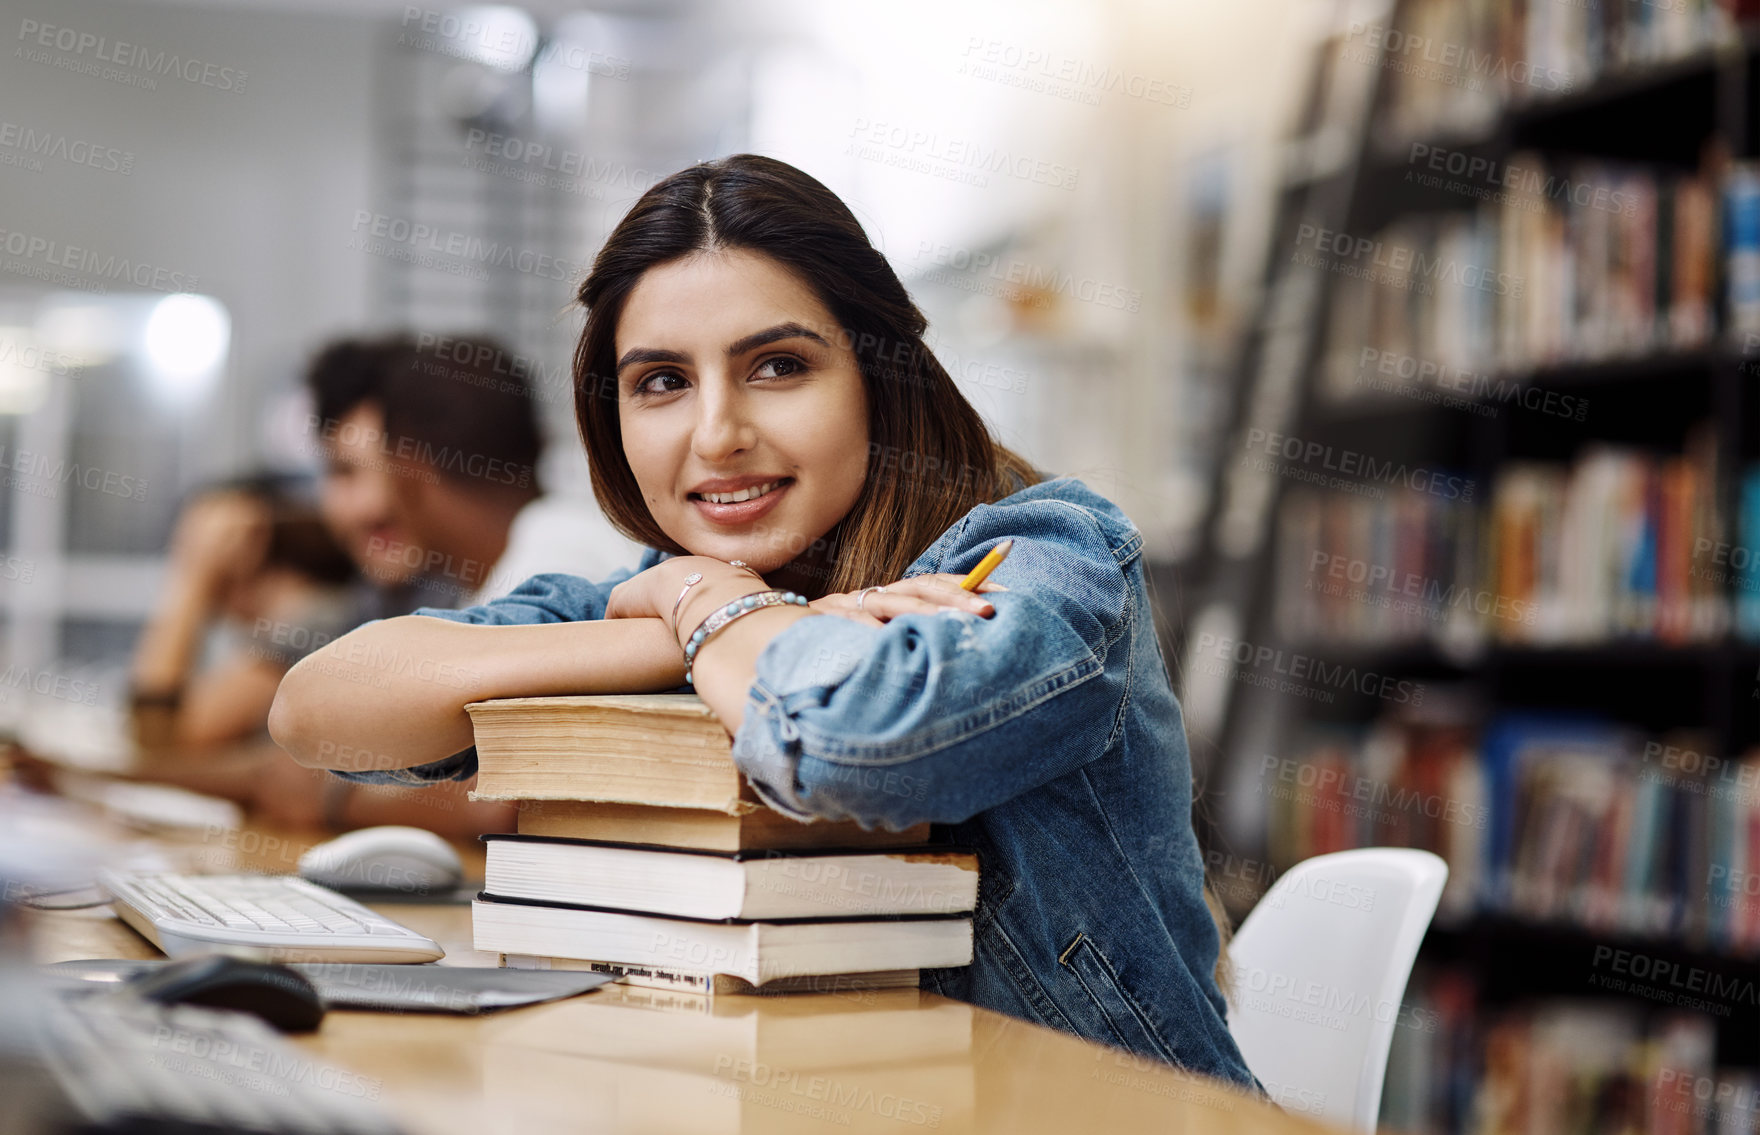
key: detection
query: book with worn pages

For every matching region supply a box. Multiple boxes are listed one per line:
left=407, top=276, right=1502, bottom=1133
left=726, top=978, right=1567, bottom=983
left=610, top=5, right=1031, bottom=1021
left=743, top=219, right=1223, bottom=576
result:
left=466, top=694, right=744, bottom=809
left=473, top=894, right=974, bottom=987
left=482, top=834, right=979, bottom=921
left=514, top=798, right=930, bottom=852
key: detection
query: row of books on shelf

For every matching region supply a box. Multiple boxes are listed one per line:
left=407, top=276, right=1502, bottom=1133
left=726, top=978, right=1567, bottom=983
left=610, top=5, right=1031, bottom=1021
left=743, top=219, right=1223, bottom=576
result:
left=462, top=693, right=974, bottom=994
left=1261, top=708, right=1760, bottom=955
left=1273, top=445, right=1760, bottom=646
left=1380, top=971, right=1754, bottom=1135
left=1318, top=153, right=1760, bottom=397
left=1372, top=0, right=1754, bottom=143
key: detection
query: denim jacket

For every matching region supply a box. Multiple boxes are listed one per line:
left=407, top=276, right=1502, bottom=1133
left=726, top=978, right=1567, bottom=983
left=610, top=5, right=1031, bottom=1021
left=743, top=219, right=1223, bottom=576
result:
left=334, top=475, right=1262, bottom=1092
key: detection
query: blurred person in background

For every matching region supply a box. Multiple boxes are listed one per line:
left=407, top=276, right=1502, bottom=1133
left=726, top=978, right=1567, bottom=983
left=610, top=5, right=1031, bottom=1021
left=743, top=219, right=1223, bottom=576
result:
left=115, top=327, right=649, bottom=840
left=128, top=474, right=357, bottom=754
left=116, top=473, right=512, bottom=838
left=307, top=332, right=646, bottom=613
left=228, top=331, right=644, bottom=835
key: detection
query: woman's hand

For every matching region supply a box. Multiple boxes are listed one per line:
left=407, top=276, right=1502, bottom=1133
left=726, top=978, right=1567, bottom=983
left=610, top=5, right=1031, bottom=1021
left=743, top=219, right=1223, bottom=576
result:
left=603, top=556, right=759, bottom=632
left=811, top=573, right=1006, bottom=628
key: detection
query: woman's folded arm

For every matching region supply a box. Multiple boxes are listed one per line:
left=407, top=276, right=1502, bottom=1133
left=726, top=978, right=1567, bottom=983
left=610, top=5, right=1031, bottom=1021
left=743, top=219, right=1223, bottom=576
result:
left=730, top=501, right=1135, bottom=829
left=268, top=571, right=683, bottom=775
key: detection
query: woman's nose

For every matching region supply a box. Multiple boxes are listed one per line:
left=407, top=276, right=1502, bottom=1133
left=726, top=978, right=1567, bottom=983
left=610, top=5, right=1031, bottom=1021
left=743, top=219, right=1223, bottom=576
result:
left=690, top=382, right=758, bottom=461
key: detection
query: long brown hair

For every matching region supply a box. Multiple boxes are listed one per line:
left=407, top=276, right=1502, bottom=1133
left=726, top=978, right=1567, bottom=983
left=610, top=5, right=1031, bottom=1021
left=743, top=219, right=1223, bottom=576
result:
left=572, top=153, right=1039, bottom=596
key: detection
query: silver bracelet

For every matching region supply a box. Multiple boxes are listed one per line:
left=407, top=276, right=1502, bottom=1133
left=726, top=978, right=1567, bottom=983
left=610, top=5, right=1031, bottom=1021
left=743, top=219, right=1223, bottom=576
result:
left=683, top=589, right=810, bottom=684
left=670, top=561, right=761, bottom=629
left=670, top=572, right=704, bottom=626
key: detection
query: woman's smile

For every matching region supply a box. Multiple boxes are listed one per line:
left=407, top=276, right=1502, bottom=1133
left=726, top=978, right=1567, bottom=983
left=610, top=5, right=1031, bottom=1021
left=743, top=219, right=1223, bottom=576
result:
left=688, top=475, right=795, bottom=524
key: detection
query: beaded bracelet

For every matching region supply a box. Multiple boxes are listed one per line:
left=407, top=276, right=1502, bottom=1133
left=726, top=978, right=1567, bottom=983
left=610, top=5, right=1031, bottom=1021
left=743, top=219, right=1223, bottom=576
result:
left=683, top=589, right=810, bottom=684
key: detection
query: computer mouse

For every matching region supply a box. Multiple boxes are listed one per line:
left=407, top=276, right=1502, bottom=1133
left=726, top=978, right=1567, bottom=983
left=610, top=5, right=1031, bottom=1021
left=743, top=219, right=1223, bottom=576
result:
left=297, top=825, right=464, bottom=894
left=126, top=954, right=325, bottom=1033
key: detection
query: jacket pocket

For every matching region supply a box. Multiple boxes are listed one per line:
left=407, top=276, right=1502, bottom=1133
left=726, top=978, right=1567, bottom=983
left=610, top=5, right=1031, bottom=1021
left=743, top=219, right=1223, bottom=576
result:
left=1057, top=932, right=1178, bottom=1065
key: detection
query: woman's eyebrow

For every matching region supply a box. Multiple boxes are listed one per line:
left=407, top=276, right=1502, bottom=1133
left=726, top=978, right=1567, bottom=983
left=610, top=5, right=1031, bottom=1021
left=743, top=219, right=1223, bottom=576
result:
left=725, top=322, right=831, bottom=357
left=615, top=322, right=832, bottom=375
left=615, top=346, right=689, bottom=374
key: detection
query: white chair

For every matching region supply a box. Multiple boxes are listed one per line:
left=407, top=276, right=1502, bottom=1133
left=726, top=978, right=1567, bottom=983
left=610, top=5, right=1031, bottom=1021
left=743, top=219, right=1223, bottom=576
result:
left=1225, top=848, right=1448, bottom=1134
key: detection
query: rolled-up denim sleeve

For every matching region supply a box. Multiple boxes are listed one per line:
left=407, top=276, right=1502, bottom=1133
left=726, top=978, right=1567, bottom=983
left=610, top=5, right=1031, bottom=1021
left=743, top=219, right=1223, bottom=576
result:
left=327, top=559, right=656, bottom=786
left=730, top=501, right=1132, bottom=829
left=330, top=750, right=478, bottom=786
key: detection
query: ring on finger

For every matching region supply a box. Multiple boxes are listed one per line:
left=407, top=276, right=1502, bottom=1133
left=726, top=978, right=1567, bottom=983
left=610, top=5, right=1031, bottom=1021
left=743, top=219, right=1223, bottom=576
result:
left=854, top=585, right=888, bottom=613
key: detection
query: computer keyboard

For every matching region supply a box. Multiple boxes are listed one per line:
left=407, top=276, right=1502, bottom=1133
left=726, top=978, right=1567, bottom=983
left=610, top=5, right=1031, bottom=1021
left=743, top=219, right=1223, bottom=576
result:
left=19, top=984, right=405, bottom=1134
left=97, top=870, right=445, bottom=963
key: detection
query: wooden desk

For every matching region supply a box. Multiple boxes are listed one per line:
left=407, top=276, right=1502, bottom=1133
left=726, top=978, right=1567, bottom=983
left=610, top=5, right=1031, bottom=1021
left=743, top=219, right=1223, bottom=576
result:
left=24, top=828, right=1336, bottom=1135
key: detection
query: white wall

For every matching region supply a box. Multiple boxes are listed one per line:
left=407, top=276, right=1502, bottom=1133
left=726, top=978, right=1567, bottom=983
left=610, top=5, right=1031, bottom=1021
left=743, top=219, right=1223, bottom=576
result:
left=2, top=0, right=383, bottom=478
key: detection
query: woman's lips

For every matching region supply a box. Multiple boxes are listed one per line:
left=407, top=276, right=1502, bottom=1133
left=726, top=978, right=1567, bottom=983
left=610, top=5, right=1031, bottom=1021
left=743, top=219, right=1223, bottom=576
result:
left=689, top=478, right=792, bottom=525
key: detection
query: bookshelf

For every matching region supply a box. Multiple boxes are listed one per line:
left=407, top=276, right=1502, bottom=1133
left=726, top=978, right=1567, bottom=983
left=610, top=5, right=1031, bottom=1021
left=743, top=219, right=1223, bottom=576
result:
left=1172, top=1, right=1760, bottom=1130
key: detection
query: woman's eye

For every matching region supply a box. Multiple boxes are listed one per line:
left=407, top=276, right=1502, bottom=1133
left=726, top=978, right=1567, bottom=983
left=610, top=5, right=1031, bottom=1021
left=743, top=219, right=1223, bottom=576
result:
left=633, top=371, right=687, bottom=396
left=754, top=355, right=805, bottom=380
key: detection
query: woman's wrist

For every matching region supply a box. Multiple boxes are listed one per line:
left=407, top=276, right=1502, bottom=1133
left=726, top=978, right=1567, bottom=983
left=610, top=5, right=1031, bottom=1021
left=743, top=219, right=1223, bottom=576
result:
left=672, top=569, right=770, bottom=647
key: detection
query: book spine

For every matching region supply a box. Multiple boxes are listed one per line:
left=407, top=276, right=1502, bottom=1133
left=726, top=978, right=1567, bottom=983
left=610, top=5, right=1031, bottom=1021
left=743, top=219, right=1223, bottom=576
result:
left=1726, top=163, right=1760, bottom=338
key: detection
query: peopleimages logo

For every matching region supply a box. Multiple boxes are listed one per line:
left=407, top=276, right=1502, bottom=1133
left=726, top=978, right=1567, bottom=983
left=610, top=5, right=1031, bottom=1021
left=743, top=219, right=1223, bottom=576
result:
left=1294, top=224, right=1523, bottom=298
left=1344, top=22, right=1572, bottom=93
left=398, top=6, right=631, bottom=79
left=1258, top=755, right=1487, bottom=830
left=1357, top=348, right=1589, bottom=421
left=0, top=335, right=78, bottom=376
left=1406, top=143, right=1636, bottom=216
left=461, top=130, right=661, bottom=196
left=915, top=241, right=1141, bottom=312
left=1192, top=631, right=1427, bottom=706
left=1243, top=427, right=1475, bottom=501
left=0, top=228, right=198, bottom=293
left=0, top=121, right=134, bottom=174
left=0, top=664, right=100, bottom=706
left=0, top=444, right=148, bottom=501
left=16, top=19, right=249, bottom=92
left=347, top=212, right=584, bottom=281
left=958, top=37, right=1191, bottom=107
left=305, top=414, right=531, bottom=489
left=1589, top=945, right=1757, bottom=1017
left=1307, top=550, right=1536, bottom=626
left=847, top=118, right=1079, bottom=191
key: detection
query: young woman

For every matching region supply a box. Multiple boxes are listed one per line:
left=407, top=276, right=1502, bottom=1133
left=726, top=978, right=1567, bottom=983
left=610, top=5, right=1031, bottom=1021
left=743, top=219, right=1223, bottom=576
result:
left=270, top=154, right=1262, bottom=1092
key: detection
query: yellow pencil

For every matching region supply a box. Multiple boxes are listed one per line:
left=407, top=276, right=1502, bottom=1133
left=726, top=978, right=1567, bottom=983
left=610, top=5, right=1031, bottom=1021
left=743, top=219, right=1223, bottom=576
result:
left=960, top=538, right=1014, bottom=591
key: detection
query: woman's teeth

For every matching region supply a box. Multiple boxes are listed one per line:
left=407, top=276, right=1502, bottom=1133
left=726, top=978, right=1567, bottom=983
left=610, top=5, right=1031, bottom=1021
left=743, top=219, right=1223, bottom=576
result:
left=699, top=480, right=785, bottom=504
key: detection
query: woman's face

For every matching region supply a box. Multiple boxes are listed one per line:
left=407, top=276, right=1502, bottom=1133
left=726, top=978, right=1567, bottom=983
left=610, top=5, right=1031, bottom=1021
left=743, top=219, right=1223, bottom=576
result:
left=614, top=248, right=870, bottom=580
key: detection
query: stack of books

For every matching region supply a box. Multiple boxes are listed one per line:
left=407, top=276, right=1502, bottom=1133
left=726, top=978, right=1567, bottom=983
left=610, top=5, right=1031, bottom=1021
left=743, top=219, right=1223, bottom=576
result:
left=464, top=693, right=978, bottom=994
